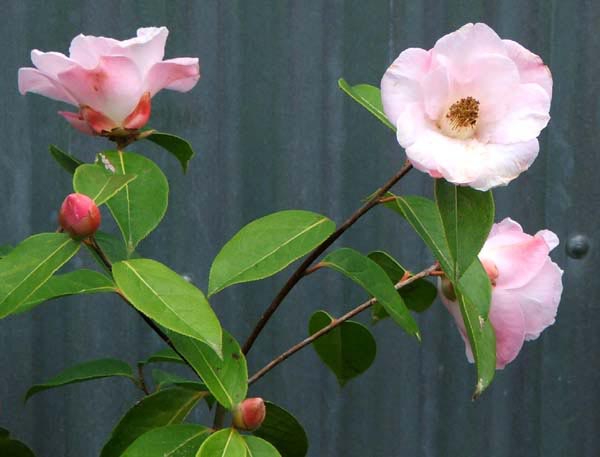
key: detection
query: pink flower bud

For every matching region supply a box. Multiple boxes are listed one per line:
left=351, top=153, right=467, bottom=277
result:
left=58, top=193, right=101, bottom=239
left=232, top=398, right=266, bottom=431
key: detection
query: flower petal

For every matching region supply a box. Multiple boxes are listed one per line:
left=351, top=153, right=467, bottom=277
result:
left=144, top=57, right=200, bottom=95
left=31, top=50, right=77, bottom=79
left=114, top=27, right=169, bottom=75
left=57, top=55, right=143, bottom=122
left=123, top=92, right=152, bottom=130
left=488, top=291, right=526, bottom=369
left=18, top=67, right=77, bottom=105
left=503, top=39, right=552, bottom=98
left=69, top=34, right=121, bottom=68
left=536, top=229, right=559, bottom=251
left=58, top=111, right=94, bottom=135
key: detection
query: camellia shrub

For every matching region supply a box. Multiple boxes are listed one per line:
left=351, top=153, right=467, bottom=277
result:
left=2, top=23, right=563, bottom=456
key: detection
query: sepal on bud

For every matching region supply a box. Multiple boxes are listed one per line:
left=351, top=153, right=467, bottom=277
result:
left=232, top=397, right=266, bottom=431
left=58, top=193, right=101, bottom=239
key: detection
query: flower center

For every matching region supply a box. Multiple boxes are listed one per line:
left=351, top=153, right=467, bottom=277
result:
left=439, top=96, right=480, bottom=140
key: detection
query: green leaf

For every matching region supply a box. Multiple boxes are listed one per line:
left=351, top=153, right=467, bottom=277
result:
left=0, top=430, right=35, bottom=457
left=338, top=79, right=395, bottom=131
left=49, top=144, right=83, bottom=175
left=455, top=259, right=496, bottom=398
left=0, top=233, right=80, bottom=318
left=253, top=402, right=308, bottom=457
left=122, top=424, right=210, bottom=457
left=244, top=436, right=282, bottom=457
left=100, top=386, right=206, bottom=457
left=0, top=245, right=13, bottom=258
left=100, top=151, right=169, bottom=255
left=320, top=248, right=419, bottom=340
left=113, top=259, right=222, bottom=355
left=142, top=347, right=184, bottom=365
left=92, top=231, right=136, bottom=264
left=151, top=370, right=215, bottom=409
left=367, top=251, right=437, bottom=320
left=197, top=428, right=246, bottom=457
left=208, top=210, right=336, bottom=296
left=146, top=131, right=196, bottom=173
left=435, top=179, right=494, bottom=280
left=168, top=330, right=247, bottom=410
left=308, top=310, right=376, bottom=386
left=73, top=164, right=137, bottom=205
left=384, top=195, right=454, bottom=276
left=15, top=269, right=115, bottom=315
left=25, top=358, right=134, bottom=402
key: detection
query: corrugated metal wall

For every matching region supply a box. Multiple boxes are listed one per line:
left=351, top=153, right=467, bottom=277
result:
left=1, top=1, right=598, bottom=456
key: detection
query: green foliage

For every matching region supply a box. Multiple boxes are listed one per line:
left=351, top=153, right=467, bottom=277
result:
left=100, top=386, right=206, bottom=457
left=15, top=269, right=115, bottom=315
left=0, top=429, right=35, bottom=457
left=145, top=131, right=196, bottom=173
left=338, top=79, right=395, bottom=131
left=367, top=251, right=437, bottom=320
left=121, top=424, right=210, bottom=457
left=0, top=233, right=80, bottom=318
left=168, top=330, right=247, bottom=410
left=113, top=259, right=222, bottom=355
left=25, top=358, right=134, bottom=402
left=92, top=231, right=135, bottom=265
left=434, top=179, right=494, bottom=281
left=244, top=436, right=282, bottom=457
left=99, top=151, right=169, bottom=255
left=142, top=347, right=184, bottom=365
left=197, top=428, right=247, bottom=457
left=309, top=310, right=376, bottom=386
left=208, top=210, right=335, bottom=296
left=253, top=402, right=308, bottom=457
left=320, top=248, right=419, bottom=340
left=0, top=245, right=13, bottom=258
left=73, top=164, right=137, bottom=205
left=49, top=144, right=83, bottom=175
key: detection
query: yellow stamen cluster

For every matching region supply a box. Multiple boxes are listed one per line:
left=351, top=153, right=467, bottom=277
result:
left=445, top=96, right=480, bottom=130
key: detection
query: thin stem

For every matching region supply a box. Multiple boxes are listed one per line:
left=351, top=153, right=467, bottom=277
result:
left=241, top=160, right=413, bottom=355
left=247, top=262, right=439, bottom=385
left=212, top=405, right=227, bottom=430
left=137, top=363, right=150, bottom=395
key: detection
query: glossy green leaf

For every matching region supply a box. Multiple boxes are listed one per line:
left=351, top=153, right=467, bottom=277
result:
left=367, top=251, right=437, bottom=320
left=100, top=151, right=168, bottom=255
left=0, top=233, right=80, bottom=318
left=244, top=436, right=282, bottom=457
left=0, top=430, right=35, bottom=457
left=338, top=79, right=395, bottom=131
left=197, top=428, right=246, bottom=457
left=91, top=231, right=137, bottom=266
left=384, top=195, right=454, bottom=276
left=73, top=164, right=137, bottom=205
left=309, top=310, right=376, bottom=386
left=208, top=210, right=335, bottom=296
left=15, top=269, right=115, bottom=315
left=435, top=179, right=495, bottom=280
left=146, top=131, right=196, bottom=173
left=101, top=386, right=206, bottom=457
left=168, top=330, right=247, bottom=410
left=49, top=144, right=83, bottom=175
left=321, top=248, right=419, bottom=340
left=0, top=245, right=13, bottom=258
left=254, top=402, right=308, bottom=457
left=25, top=358, right=134, bottom=402
left=113, top=259, right=222, bottom=355
left=142, top=347, right=184, bottom=365
left=151, top=370, right=215, bottom=408
left=122, top=424, right=210, bottom=457
left=455, top=259, right=496, bottom=398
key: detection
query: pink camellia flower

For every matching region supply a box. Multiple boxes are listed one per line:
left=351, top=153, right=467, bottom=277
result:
left=441, top=218, right=563, bottom=369
left=58, top=193, right=101, bottom=239
left=381, top=23, right=552, bottom=191
left=232, top=397, right=266, bottom=431
left=18, top=27, right=200, bottom=135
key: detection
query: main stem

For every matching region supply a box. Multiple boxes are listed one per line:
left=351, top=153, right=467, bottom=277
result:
left=248, top=262, right=439, bottom=385
left=241, top=160, right=413, bottom=355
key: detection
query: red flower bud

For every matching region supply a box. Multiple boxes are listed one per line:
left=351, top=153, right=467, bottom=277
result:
left=58, top=193, right=101, bottom=239
left=232, top=397, right=266, bottom=431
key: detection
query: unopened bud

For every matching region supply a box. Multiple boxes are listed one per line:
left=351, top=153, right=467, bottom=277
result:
left=58, top=193, right=101, bottom=239
left=232, top=397, right=266, bottom=431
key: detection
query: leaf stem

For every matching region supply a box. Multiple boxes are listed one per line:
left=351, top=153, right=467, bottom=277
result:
left=241, top=160, right=413, bottom=355
left=136, top=362, right=150, bottom=395
left=247, top=262, right=439, bottom=385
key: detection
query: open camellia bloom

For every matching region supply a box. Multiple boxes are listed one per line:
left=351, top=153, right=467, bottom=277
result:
left=18, top=27, right=200, bottom=135
left=381, top=23, right=552, bottom=190
left=441, top=218, right=563, bottom=368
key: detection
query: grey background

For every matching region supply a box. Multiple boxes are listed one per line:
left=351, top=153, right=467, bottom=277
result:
left=0, top=1, right=597, bottom=456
